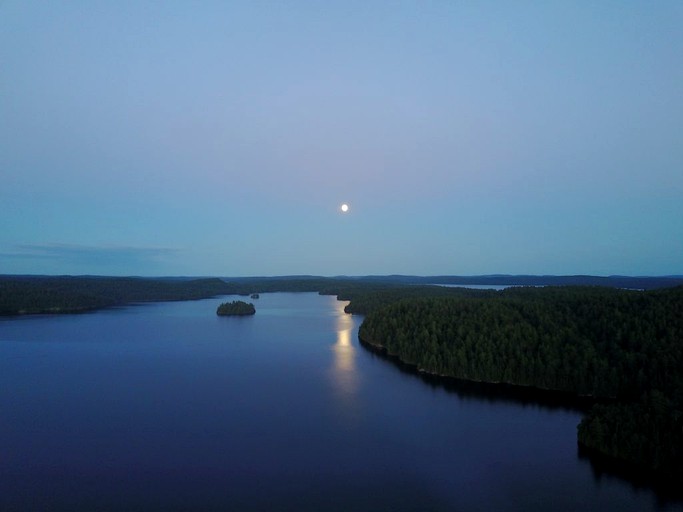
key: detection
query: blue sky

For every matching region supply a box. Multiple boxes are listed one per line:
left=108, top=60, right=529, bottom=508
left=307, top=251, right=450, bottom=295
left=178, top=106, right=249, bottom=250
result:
left=1, top=1, right=681, bottom=276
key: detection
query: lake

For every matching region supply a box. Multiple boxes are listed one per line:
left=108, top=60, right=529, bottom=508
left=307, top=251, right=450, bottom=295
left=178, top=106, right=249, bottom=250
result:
left=0, top=293, right=679, bottom=511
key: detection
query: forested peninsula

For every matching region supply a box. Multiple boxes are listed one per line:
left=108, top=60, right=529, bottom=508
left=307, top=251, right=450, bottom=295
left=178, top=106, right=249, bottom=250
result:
left=0, top=276, right=236, bottom=315
left=359, top=285, right=683, bottom=484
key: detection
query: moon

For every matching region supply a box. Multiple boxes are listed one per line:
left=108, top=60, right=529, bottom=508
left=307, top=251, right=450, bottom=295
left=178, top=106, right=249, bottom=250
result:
left=340, top=203, right=349, bottom=213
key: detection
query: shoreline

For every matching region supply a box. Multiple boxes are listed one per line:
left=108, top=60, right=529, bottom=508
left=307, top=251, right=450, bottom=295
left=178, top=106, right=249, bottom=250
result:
left=357, top=331, right=683, bottom=499
left=357, top=333, right=600, bottom=411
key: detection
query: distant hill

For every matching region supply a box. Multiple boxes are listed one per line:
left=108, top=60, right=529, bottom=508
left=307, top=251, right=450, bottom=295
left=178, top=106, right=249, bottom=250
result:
left=341, top=274, right=683, bottom=290
left=217, top=273, right=683, bottom=290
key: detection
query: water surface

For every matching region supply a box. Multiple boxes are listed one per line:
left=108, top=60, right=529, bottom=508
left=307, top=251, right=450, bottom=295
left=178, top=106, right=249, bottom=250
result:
left=0, top=293, right=678, bottom=511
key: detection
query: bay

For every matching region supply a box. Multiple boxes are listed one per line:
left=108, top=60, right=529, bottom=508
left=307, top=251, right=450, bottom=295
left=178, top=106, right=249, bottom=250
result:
left=0, top=293, right=678, bottom=511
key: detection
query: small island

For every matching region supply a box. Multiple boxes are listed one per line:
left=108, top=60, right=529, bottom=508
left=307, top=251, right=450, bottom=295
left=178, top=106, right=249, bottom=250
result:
left=216, top=300, right=255, bottom=316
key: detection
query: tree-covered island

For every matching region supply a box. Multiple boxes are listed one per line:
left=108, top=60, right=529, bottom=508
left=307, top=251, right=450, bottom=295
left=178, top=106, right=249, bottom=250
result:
left=216, top=300, right=255, bottom=316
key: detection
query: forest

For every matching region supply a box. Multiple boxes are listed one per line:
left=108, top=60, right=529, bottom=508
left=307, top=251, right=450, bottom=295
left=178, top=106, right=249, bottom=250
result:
left=3, top=274, right=681, bottom=316
left=217, top=300, right=255, bottom=316
left=358, top=285, right=683, bottom=482
left=0, top=275, right=490, bottom=316
left=0, top=276, right=237, bottom=315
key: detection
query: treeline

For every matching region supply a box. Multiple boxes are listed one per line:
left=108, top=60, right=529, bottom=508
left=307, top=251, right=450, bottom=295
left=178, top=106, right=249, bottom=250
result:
left=358, top=285, right=683, bottom=480
left=578, top=396, right=683, bottom=481
left=0, top=275, right=477, bottom=316
left=0, top=275, right=379, bottom=316
left=0, top=276, right=235, bottom=315
left=402, top=274, right=683, bottom=290
left=217, top=300, right=255, bottom=316
left=3, top=274, right=681, bottom=317
left=335, top=285, right=496, bottom=315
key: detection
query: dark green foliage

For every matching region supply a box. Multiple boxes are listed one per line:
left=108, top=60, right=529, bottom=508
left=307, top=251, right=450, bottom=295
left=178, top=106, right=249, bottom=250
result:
left=222, top=277, right=350, bottom=295
left=0, top=275, right=485, bottom=316
left=360, top=286, right=683, bottom=399
left=216, top=300, right=255, bottom=316
left=358, top=285, right=683, bottom=479
left=578, top=396, right=683, bottom=478
left=337, top=285, right=496, bottom=315
left=0, top=276, right=234, bottom=315
left=0, top=274, right=384, bottom=316
left=3, top=274, right=680, bottom=316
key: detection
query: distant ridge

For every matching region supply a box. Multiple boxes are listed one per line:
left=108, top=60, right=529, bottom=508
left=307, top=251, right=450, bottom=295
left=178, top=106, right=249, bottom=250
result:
left=5, top=273, right=680, bottom=291
left=325, top=274, right=683, bottom=290
left=217, top=274, right=683, bottom=290
left=3, top=273, right=682, bottom=293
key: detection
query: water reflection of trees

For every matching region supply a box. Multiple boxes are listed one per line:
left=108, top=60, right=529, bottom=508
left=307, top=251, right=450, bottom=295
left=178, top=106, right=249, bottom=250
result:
left=359, top=338, right=683, bottom=503
left=358, top=337, right=593, bottom=413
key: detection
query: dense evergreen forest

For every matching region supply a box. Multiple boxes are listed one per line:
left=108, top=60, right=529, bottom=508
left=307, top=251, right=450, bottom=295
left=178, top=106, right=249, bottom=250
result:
left=359, top=285, right=683, bottom=482
left=0, top=276, right=237, bottom=315
left=3, top=274, right=681, bottom=316
left=217, top=300, right=255, bottom=316
left=0, top=276, right=358, bottom=315
left=0, top=275, right=495, bottom=316
left=334, top=285, right=495, bottom=314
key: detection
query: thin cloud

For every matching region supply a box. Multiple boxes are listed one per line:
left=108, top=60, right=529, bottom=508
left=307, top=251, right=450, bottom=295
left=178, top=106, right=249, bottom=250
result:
left=0, top=243, right=180, bottom=269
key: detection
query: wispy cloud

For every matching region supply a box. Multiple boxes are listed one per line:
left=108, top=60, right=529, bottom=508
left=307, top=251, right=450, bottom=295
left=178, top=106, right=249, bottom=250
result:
left=0, top=243, right=181, bottom=274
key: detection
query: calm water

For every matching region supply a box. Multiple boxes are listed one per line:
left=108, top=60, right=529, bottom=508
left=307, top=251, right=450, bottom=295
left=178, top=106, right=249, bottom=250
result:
left=0, top=293, right=679, bottom=511
left=431, top=284, right=543, bottom=290
left=431, top=283, right=513, bottom=290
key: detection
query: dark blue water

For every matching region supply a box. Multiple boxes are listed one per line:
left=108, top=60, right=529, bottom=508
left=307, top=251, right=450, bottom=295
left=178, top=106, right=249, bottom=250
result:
left=0, top=293, right=679, bottom=511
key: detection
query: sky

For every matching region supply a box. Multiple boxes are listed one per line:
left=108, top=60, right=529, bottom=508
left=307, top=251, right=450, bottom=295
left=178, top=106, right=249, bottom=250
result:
left=1, top=1, right=682, bottom=277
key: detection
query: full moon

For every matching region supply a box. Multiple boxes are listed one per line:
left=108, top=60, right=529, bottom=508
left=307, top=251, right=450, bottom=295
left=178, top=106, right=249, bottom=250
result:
left=340, top=203, right=349, bottom=213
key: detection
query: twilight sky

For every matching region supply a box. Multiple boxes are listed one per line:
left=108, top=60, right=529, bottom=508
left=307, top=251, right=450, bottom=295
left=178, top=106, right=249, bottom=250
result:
left=1, top=1, right=682, bottom=277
